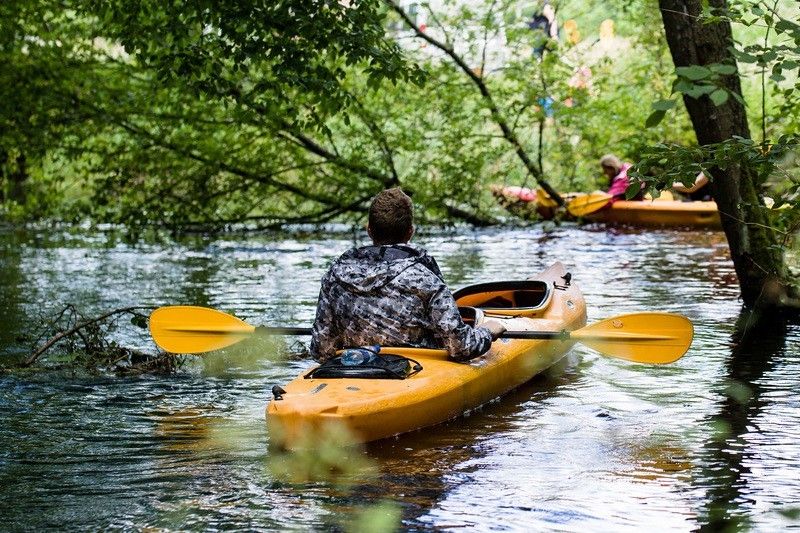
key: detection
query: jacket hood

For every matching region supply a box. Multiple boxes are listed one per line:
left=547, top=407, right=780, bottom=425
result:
left=328, top=243, right=442, bottom=294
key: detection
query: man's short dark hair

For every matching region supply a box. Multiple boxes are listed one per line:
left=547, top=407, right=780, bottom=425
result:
left=368, top=188, right=413, bottom=244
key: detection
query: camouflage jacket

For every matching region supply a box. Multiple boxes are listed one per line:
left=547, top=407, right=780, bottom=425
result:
left=310, top=243, right=493, bottom=362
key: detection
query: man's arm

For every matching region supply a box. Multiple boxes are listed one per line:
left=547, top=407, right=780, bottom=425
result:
left=428, top=285, right=498, bottom=361
left=310, top=279, right=338, bottom=361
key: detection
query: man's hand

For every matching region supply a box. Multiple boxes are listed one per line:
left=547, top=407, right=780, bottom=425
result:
left=483, top=320, right=507, bottom=340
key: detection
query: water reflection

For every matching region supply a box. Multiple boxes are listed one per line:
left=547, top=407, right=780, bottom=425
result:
left=176, top=254, right=217, bottom=308
left=0, top=229, right=26, bottom=360
left=695, top=311, right=800, bottom=531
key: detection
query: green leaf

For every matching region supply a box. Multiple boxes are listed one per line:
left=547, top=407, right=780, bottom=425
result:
left=774, top=20, right=798, bottom=34
left=624, top=183, right=641, bottom=200
left=676, top=65, right=712, bottom=80
left=731, top=49, right=758, bottom=63
left=645, top=109, right=666, bottom=128
left=710, top=89, right=729, bottom=105
left=684, top=84, right=716, bottom=98
left=761, top=50, right=778, bottom=62
left=674, top=79, right=693, bottom=93
left=709, top=63, right=737, bottom=75
left=651, top=98, right=676, bottom=111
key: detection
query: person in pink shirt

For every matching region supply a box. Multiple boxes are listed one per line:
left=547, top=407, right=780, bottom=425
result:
left=600, top=154, right=643, bottom=201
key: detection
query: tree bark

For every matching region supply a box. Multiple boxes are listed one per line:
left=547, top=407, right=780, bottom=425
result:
left=659, top=0, right=788, bottom=308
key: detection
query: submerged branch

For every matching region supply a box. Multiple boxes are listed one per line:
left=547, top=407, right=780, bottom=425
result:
left=24, top=306, right=153, bottom=367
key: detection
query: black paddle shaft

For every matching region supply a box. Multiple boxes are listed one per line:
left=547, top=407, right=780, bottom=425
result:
left=256, top=326, right=313, bottom=336
left=500, top=330, right=570, bottom=340
left=255, top=326, right=569, bottom=340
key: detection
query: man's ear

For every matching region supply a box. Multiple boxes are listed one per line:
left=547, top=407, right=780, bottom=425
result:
left=406, top=226, right=415, bottom=242
left=367, top=224, right=373, bottom=241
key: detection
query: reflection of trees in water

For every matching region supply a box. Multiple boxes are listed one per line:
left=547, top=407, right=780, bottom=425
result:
left=0, top=231, right=26, bottom=360
left=695, top=311, right=791, bottom=531
left=438, top=246, right=484, bottom=286
left=178, top=253, right=216, bottom=308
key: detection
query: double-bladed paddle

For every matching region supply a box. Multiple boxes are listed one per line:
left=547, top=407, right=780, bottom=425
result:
left=149, top=306, right=693, bottom=364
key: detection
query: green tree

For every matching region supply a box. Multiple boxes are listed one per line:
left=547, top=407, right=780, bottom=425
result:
left=649, top=0, right=798, bottom=308
left=86, top=0, right=418, bottom=123
left=0, top=2, right=95, bottom=218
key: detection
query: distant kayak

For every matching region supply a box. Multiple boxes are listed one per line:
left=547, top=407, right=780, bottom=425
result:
left=584, top=199, right=721, bottom=229
left=492, top=185, right=722, bottom=229
left=267, top=262, right=586, bottom=445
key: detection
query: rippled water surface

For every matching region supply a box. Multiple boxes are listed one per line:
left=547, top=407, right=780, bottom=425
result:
left=1, top=225, right=799, bottom=531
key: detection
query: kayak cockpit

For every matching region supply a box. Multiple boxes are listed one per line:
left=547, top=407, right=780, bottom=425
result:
left=453, top=280, right=552, bottom=317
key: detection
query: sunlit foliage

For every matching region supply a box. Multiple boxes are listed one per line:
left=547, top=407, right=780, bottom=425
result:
left=1, top=0, right=797, bottom=245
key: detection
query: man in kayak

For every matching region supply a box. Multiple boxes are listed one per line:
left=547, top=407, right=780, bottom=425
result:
left=600, top=154, right=644, bottom=201
left=311, top=188, right=506, bottom=362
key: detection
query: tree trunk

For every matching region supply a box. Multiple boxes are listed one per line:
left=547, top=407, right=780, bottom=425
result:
left=0, top=146, right=7, bottom=203
left=9, top=153, right=27, bottom=204
left=659, top=0, right=788, bottom=308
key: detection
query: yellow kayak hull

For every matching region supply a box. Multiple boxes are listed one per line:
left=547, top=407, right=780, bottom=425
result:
left=266, top=262, right=586, bottom=445
left=586, top=200, right=721, bottom=229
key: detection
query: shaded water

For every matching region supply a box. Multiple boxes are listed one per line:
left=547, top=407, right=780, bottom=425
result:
left=1, top=225, right=799, bottom=530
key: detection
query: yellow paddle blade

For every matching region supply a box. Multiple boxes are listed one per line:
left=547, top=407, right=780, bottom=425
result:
left=536, top=188, right=559, bottom=208
left=572, top=313, right=693, bottom=364
left=149, top=306, right=256, bottom=354
left=567, top=192, right=612, bottom=217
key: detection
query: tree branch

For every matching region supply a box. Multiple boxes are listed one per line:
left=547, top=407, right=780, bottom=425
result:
left=24, top=306, right=152, bottom=367
left=386, top=0, right=565, bottom=205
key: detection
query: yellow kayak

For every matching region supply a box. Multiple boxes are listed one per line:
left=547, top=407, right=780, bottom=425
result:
left=266, top=262, right=586, bottom=445
left=492, top=185, right=721, bottom=229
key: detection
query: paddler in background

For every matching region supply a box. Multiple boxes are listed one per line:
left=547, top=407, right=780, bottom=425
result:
left=603, top=155, right=711, bottom=202
left=600, top=154, right=644, bottom=201
left=310, top=188, right=506, bottom=362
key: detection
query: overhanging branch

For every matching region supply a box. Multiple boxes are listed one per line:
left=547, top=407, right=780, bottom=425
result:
left=386, top=0, right=565, bottom=206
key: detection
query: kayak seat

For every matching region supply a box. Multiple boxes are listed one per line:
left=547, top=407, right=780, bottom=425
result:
left=453, top=280, right=552, bottom=317
left=481, top=295, right=514, bottom=307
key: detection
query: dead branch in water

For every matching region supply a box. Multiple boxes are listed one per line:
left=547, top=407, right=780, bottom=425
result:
left=24, top=306, right=154, bottom=368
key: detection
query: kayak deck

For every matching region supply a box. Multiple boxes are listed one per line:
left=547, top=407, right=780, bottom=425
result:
left=267, top=262, right=586, bottom=445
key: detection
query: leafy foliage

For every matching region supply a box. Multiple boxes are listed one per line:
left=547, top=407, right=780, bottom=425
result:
left=0, top=0, right=797, bottom=242
left=86, top=0, right=422, bottom=123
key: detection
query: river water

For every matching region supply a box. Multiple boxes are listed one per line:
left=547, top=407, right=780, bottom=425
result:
left=0, top=225, right=798, bottom=531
